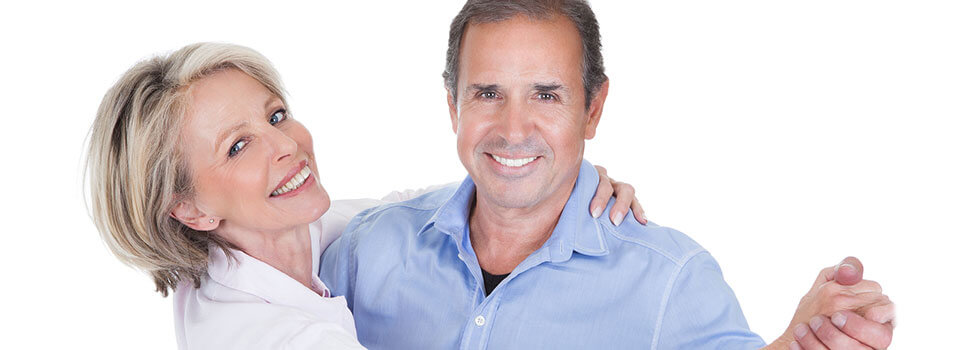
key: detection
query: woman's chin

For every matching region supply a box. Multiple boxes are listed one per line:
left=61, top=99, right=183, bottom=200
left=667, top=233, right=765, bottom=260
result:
left=302, top=182, right=331, bottom=221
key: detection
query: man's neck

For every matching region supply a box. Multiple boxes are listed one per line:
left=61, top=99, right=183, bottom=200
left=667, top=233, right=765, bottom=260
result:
left=468, top=180, right=577, bottom=275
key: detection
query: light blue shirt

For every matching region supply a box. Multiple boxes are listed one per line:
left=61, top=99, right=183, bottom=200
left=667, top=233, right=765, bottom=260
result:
left=320, top=160, right=766, bottom=349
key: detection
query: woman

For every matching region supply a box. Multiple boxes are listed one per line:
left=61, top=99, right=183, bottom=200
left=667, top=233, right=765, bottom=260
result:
left=86, top=42, right=645, bottom=349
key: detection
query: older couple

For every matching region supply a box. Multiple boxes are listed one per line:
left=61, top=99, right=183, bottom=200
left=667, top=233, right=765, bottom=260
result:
left=87, top=0, right=894, bottom=349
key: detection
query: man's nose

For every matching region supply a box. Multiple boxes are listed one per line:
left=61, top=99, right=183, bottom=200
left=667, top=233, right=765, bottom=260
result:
left=497, top=100, right=536, bottom=144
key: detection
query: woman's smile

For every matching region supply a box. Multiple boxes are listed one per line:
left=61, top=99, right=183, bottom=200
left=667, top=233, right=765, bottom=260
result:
left=270, top=160, right=315, bottom=198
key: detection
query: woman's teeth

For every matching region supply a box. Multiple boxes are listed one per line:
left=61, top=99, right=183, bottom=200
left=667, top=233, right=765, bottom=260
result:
left=271, top=165, right=311, bottom=197
left=491, top=155, right=537, bottom=167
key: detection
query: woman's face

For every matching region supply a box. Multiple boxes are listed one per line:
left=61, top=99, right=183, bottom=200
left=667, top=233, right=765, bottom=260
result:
left=177, top=69, right=329, bottom=234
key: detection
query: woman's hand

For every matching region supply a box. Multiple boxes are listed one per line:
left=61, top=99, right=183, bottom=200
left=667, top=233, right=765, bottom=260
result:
left=766, top=257, right=895, bottom=350
left=590, top=165, right=648, bottom=226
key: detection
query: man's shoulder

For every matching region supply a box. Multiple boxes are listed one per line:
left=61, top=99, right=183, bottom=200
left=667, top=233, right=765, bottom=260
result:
left=343, top=183, right=459, bottom=235
left=599, top=212, right=707, bottom=265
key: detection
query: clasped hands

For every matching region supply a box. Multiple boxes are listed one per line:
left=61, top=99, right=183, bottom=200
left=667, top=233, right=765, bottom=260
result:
left=772, top=257, right=896, bottom=350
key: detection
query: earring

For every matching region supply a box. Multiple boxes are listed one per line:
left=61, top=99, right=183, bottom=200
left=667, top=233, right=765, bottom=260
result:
left=209, top=219, right=215, bottom=223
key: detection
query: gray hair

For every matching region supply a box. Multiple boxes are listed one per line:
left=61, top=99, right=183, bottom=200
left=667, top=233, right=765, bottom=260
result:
left=86, top=42, right=288, bottom=296
left=442, top=0, right=607, bottom=109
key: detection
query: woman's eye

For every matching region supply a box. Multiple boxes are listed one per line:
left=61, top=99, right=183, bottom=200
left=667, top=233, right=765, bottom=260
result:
left=228, top=139, right=248, bottom=157
left=268, top=109, right=287, bottom=125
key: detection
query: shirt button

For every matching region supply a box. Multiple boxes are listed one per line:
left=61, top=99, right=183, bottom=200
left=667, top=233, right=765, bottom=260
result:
left=474, top=315, right=486, bottom=326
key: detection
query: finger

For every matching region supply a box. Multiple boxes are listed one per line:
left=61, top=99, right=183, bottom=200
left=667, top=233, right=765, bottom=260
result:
left=862, top=299, right=896, bottom=325
left=590, top=168, right=614, bottom=219
left=834, top=256, right=864, bottom=286
left=595, top=165, right=608, bottom=177
left=811, top=256, right=864, bottom=289
left=849, top=279, right=882, bottom=295
left=812, top=266, right=836, bottom=289
left=609, top=183, right=635, bottom=226
left=814, top=286, right=886, bottom=316
left=630, top=199, right=647, bottom=225
left=831, top=310, right=894, bottom=349
left=793, top=323, right=827, bottom=350
left=809, top=315, right=871, bottom=350
left=818, top=280, right=882, bottom=300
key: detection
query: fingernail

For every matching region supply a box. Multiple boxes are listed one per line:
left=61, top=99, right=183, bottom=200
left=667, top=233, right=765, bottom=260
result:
left=640, top=213, right=649, bottom=225
left=789, top=341, right=802, bottom=350
left=592, top=207, right=601, bottom=218
left=838, top=263, right=856, bottom=273
left=809, top=316, right=823, bottom=332
left=793, top=323, right=808, bottom=339
left=831, top=312, right=847, bottom=329
left=613, top=212, right=624, bottom=226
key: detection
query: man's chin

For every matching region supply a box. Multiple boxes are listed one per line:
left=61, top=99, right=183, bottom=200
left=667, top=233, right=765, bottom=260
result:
left=475, top=181, right=545, bottom=209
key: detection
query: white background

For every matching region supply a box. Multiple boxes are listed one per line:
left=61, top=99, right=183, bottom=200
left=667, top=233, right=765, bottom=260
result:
left=1, top=0, right=956, bottom=348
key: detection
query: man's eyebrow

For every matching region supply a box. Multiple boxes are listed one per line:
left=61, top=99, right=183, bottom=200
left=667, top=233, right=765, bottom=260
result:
left=215, top=121, right=249, bottom=151
left=467, top=83, right=501, bottom=93
left=533, top=83, right=566, bottom=92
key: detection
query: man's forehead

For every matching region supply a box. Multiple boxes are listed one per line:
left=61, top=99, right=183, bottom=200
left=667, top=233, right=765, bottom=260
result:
left=459, top=15, right=583, bottom=87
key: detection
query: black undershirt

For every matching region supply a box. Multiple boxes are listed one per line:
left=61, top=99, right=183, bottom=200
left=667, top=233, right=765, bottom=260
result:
left=481, top=269, right=510, bottom=296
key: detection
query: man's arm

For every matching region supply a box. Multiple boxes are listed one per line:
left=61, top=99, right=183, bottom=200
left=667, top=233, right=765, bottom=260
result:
left=654, top=251, right=767, bottom=349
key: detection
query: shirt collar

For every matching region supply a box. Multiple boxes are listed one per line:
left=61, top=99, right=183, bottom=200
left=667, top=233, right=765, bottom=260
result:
left=205, top=222, right=334, bottom=312
left=419, top=159, right=609, bottom=259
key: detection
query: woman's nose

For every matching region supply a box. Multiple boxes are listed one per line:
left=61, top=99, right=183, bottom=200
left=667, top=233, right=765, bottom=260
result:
left=266, top=127, right=298, bottom=163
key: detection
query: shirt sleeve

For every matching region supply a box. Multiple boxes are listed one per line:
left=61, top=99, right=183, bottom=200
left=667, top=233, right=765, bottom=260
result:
left=653, top=251, right=767, bottom=349
left=320, top=210, right=370, bottom=310
left=379, top=182, right=458, bottom=202
left=321, top=199, right=385, bottom=254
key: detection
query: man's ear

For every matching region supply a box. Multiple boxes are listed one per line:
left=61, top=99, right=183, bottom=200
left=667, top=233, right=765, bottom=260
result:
left=584, top=79, right=610, bottom=140
left=170, top=200, right=219, bottom=231
left=447, top=89, right=459, bottom=134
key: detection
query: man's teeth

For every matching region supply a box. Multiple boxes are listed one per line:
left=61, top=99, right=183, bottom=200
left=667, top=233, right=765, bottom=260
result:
left=271, top=165, right=312, bottom=196
left=491, top=154, right=537, bottom=167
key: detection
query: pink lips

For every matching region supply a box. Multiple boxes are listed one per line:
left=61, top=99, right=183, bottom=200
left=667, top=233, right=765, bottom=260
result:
left=270, top=160, right=308, bottom=195
left=271, top=173, right=314, bottom=199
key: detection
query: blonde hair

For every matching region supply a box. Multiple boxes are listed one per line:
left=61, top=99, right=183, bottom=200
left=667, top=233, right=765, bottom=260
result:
left=86, top=42, right=289, bottom=296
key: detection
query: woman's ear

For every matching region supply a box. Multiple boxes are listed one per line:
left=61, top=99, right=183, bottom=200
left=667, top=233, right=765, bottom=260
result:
left=170, top=200, right=219, bottom=231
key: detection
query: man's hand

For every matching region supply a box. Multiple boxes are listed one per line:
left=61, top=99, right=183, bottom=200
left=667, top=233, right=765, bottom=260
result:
left=767, top=257, right=896, bottom=349
left=791, top=308, right=894, bottom=349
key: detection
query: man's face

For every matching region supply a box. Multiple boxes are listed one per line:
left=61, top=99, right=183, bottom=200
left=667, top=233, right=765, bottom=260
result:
left=449, top=15, right=607, bottom=209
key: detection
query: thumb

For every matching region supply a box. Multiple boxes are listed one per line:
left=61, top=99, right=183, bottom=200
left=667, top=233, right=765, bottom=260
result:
left=832, top=256, right=864, bottom=286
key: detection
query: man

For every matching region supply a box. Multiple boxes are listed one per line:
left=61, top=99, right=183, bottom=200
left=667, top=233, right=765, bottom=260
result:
left=321, top=1, right=895, bottom=349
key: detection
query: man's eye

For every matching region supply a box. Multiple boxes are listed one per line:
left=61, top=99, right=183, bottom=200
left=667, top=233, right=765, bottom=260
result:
left=269, top=109, right=287, bottom=125
left=480, top=91, right=498, bottom=99
left=229, top=139, right=248, bottom=157
left=537, top=93, right=556, bottom=101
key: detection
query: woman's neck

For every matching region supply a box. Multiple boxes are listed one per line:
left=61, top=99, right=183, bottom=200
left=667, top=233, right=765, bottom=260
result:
left=219, top=223, right=315, bottom=289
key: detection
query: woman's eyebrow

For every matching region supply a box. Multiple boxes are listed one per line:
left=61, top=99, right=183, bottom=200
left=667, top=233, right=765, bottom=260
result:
left=263, top=95, right=282, bottom=110
left=215, top=121, right=249, bottom=150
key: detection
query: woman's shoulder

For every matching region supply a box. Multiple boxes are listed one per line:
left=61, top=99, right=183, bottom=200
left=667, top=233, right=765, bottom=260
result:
left=173, top=277, right=363, bottom=349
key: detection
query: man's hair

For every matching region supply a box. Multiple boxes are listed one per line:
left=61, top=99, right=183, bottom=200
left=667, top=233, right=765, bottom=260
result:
left=85, top=42, right=288, bottom=296
left=443, top=0, right=607, bottom=109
